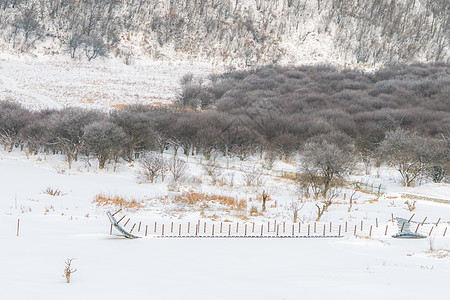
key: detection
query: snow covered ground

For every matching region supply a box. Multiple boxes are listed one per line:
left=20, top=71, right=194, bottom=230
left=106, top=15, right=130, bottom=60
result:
left=1, top=148, right=449, bottom=299
left=0, top=54, right=218, bottom=110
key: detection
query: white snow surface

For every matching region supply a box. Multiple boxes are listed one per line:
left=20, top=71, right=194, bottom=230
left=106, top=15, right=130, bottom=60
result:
left=0, top=54, right=218, bottom=110
left=1, top=148, right=449, bottom=299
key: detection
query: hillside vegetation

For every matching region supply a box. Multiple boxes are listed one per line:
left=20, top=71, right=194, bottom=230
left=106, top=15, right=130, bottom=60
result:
left=0, top=0, right=448, bottom=66
left=1, top=63, right=449, bottom=185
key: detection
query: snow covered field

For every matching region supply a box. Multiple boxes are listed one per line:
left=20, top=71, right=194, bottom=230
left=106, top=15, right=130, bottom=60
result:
left=0, top=52, right=449, bottom=299
left=0, top=55, right=217, bottom=110
left=1, top=148, right=449, bottom=299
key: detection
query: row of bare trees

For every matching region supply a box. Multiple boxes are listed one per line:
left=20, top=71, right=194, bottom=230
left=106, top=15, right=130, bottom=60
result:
left=1, top=64, right=449, bottom=184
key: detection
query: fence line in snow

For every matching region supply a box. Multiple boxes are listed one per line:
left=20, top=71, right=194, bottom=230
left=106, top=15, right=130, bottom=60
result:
left=109, top=211, right=448, bottom=239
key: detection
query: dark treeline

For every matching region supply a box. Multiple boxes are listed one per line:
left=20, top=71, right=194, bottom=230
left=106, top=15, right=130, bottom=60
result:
left=0, top=63, right=449, bottom=183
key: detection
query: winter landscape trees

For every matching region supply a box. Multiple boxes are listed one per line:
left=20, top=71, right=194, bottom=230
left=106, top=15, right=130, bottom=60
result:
left=0, top=1, right=447, bottom=66
left=0, top=63, right=449, bottom=186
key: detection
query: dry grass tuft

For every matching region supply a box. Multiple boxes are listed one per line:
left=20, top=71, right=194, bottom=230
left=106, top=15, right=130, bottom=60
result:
left=174, top=192, right=247, bottom=210
left=43, top=187, right=65, bottom=196
left=93, top=193, right=143, bottom=209
left=249, top=205, right=262, bottom=216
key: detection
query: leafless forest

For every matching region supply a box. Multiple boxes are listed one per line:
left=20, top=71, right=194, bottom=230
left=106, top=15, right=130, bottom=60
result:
left=1, top=63, right=449, bottom=185
left=0, top=0, right=448, bottom=65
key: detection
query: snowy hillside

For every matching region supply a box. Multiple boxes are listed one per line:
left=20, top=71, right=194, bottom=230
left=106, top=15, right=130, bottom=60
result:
left=0, top=0, right=448, bottom=68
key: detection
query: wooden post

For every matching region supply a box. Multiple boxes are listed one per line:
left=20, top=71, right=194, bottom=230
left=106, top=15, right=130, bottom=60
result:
left=323, top=224, right=325, bottom=235
left=261, top=224, right=263, bottom=236
left=130, top=223, right=136, bottom=233
left=401, top=223, right=405, bottom=232
left=354, top=225, right=357, bottom=236
left=212, top=224, right=215, bottom=236
left=276, top=224, right=279, bottom=236
left=308, top=224, right=310, bottom=236
left=274, top=220, right=277, bottom=231
left=268, top=221, right=270, bottom=232
left=369, top=226, right=372, bottom=237
left=154, top=221, right=157, bottom=233
left=376, top=218, right=378, bottom=227
left=228, top=224, right=231, bottom=236
left=196, top=224, right=198, bottom=236
left=338, top=225, right=341, bottom=236
left=345, top=221, right=347, bottom=232
left=117, top=215, right=126, bottom=224
left=283, top=222, right=285, bottom=233
left=408, top=214, right=415, bottom=223
left=236, top=222, right=239, bottom=233
left=421, top=217, right=427, bottom=226
left=292, top=224, right=294, bottom=236
left=179, top=224, right=181, bottom=236
left=385, top=225, right=388, bottom=235
left=220, top=222, right=223, bottom=233
left=171, top=222, right=174, bottom=233
left=314, top=222, right=316, bottom=233
left=17, top=219, right=20, bottom=237
left=429, top=227, right=434, bottom=236
left=361, top=220, right=363, bottom=231
left=252, top=222, right=255, bottom=233
left=298, top=222, right=301, bottom=233
left=188, top=222, right=190, bottom=233
left=138, top=222, right=141, bottom=232
left=145, top=225, right=148, bottom=237
left=124, top=218, right=130, bottom=227
left=436, top=218, right=441, bottom=226
left=330, top=222, right=332, bottom=233
left=112, top=208, right=122, bottom=216
left=109, top=224, right=112, bottom=235
left=415, top=224, right=420, bottom=233
left=245, top=224, right=247, bottom=236
left=204, top=222, right=206, bottom=233
left=162, top=224, right=165, bottom=236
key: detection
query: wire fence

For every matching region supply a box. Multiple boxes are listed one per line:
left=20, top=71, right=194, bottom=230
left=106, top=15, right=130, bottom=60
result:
left=109, top=211, right=448, bottom=239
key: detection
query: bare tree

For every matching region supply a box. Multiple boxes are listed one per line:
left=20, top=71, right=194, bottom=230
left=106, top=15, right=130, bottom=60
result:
left=315, top=188, right=340, bottom=221
left=83, top=34, right=109, bottom=61
left=301, top=139, right=354, bottom=198
left=83, top=121, right=128, bottom=169
left=288, top=200, right=305, bottom=223
left=347, top=190, right=358, bottom=212
left=378, top=129, right=445, bottom=187
left=203, top=160, right=222, bottom=185
left=262, top=190, right=269, bottom=212
left=138, top=152, right=167, bottom=183
left=169, top=156, right=188, bottom=182
left=63, top=258, right=77, bottom=283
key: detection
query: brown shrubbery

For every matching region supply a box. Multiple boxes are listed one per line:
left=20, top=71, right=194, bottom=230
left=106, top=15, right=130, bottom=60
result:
left=174, top=192, right=246, bottom=210
left=93, top=193, right=143, bottom=209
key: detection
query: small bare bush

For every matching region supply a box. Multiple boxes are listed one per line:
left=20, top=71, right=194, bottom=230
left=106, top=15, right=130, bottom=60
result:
left=244, top=172, right=257, bottom=186
left=249, top=205, right=261, bottom=216
left=63, top=258, right=77, bottom=283
left=43, top=187, right=65, bottom=196
left=93, top=193, right=143, bottom=209
left=405, top=200, right=416, bottom=211
left=244, top=171, right=264, bottom=187
left=203, top=160, right=222, bottom=185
